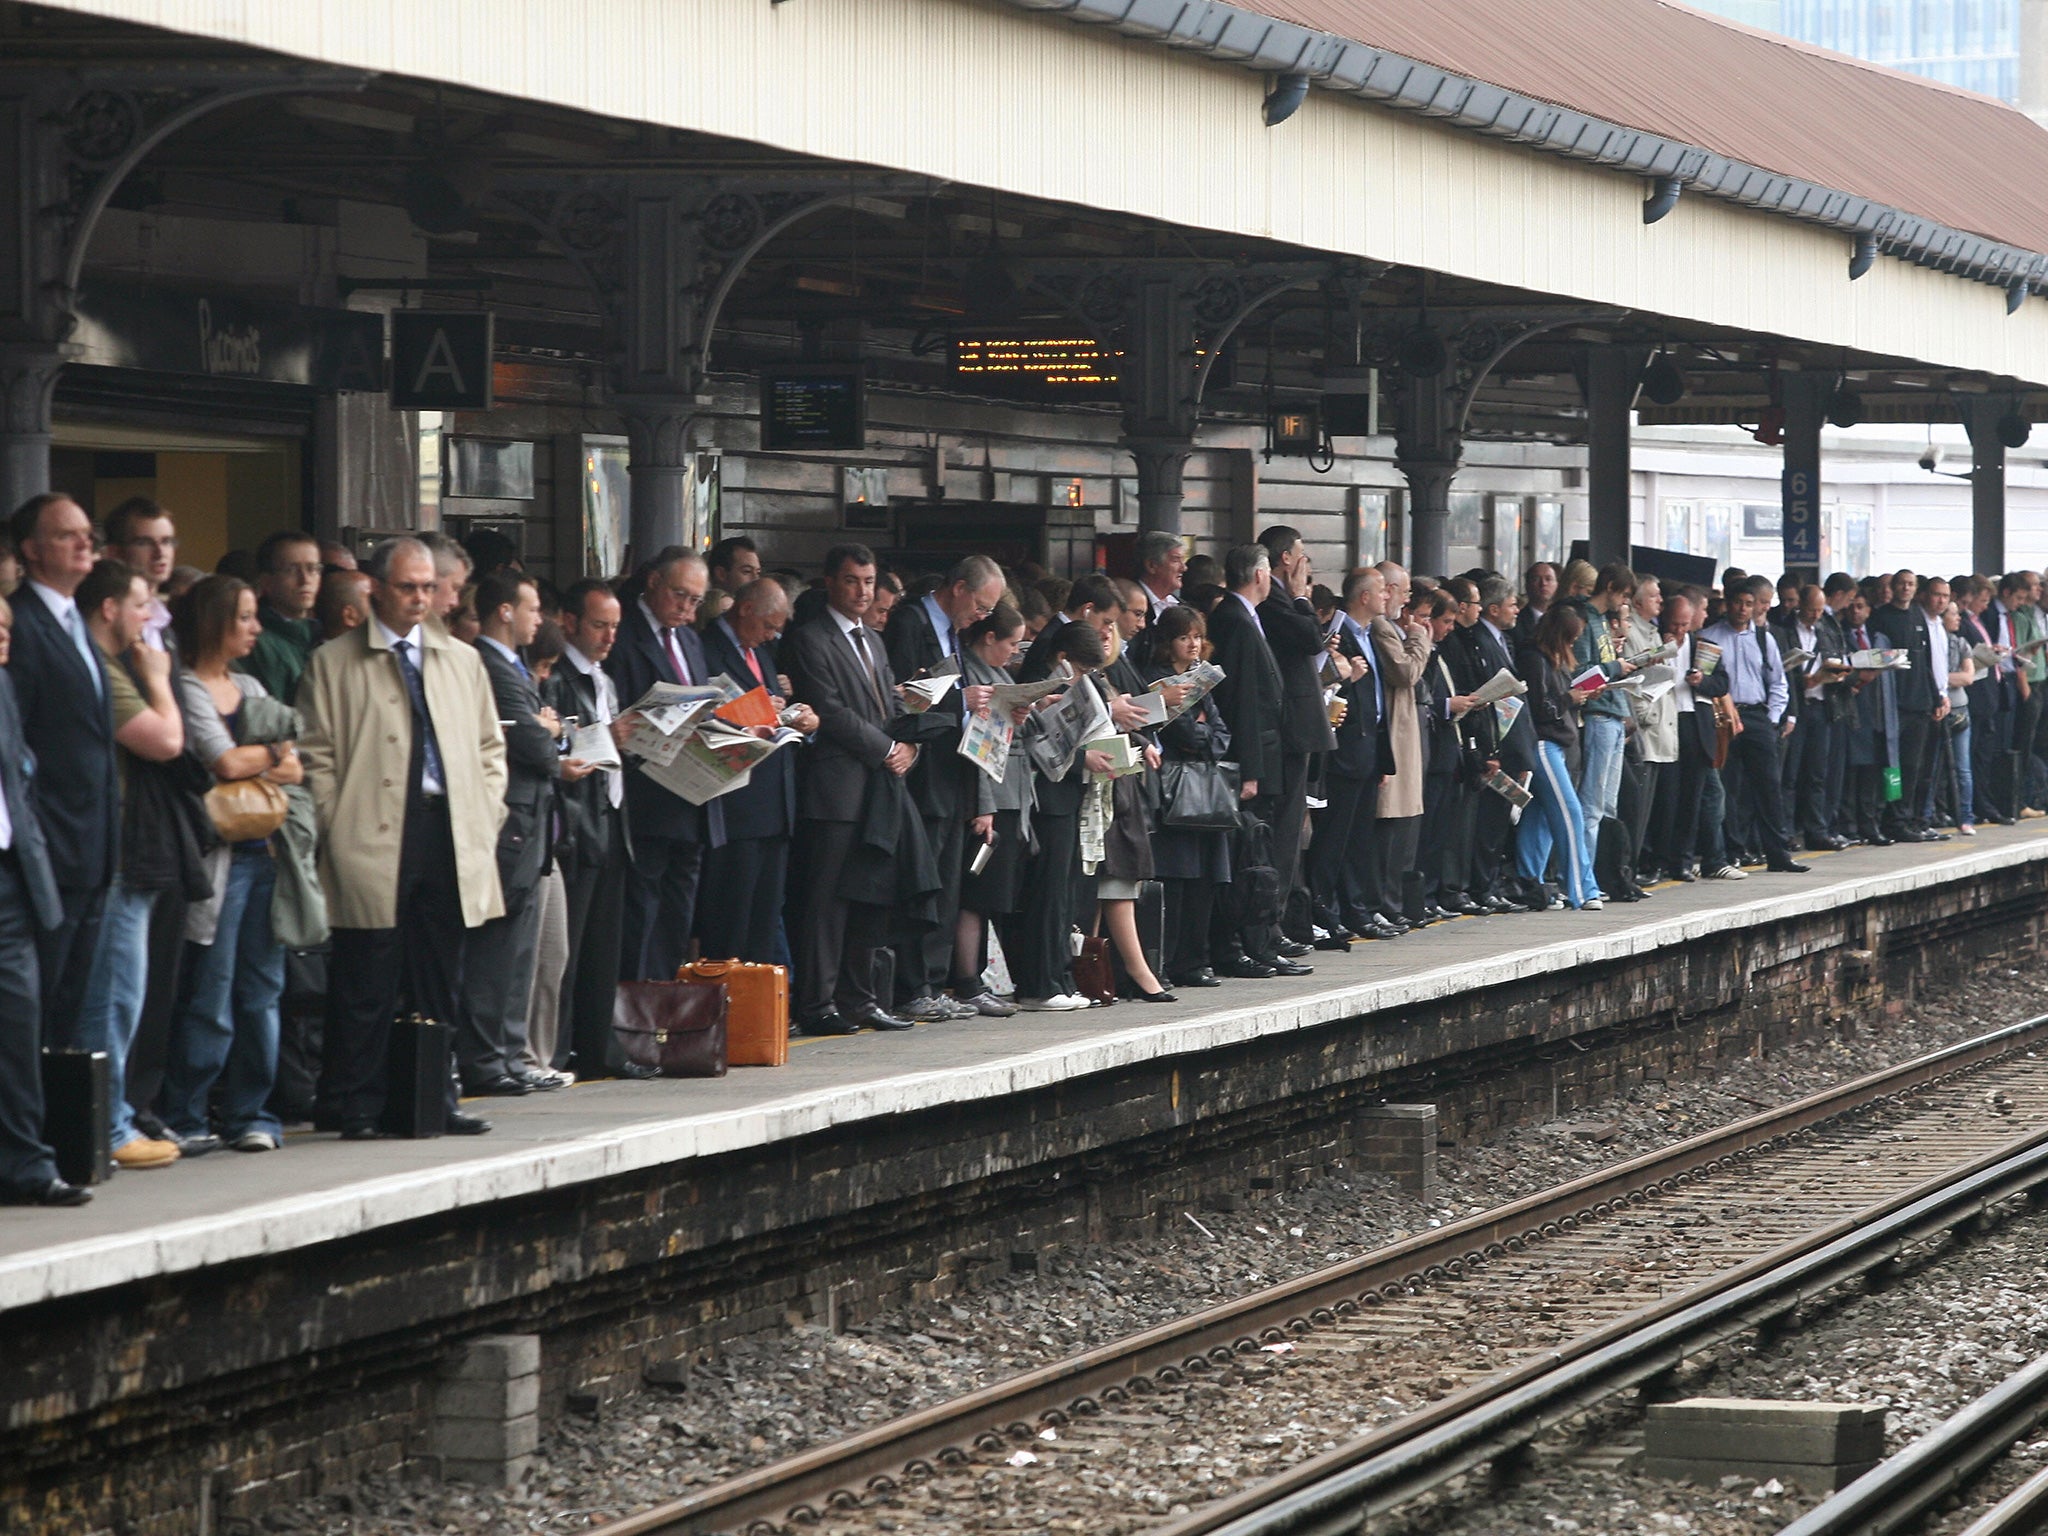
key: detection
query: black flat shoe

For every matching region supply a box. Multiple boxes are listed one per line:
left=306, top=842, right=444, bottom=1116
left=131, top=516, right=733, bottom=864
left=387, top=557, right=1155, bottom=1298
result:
left=851, top=1005, right=916, bottom=1032
left=1174, top=969, right=1222, bottom=988
left=1, top=1177, right=92, bottom=1206
left=1767, top=858, right=1811, bottom=873
left=1312, top=934, right=1353, bottom=952
left=1221, top=956, right=1277, bottom=979
left=445, top=1112, right=493, bottom=1135
left=466, top=1074, right=531, bottom=1097
left=338, top=1122, right=388, bottom=1142
left=1276, top=939, right=1313, bottom=959
left=1135, top=989, right=1179, bottom=1003
left=1269, top=957, right=1314, bottom=976
left=799, top=1012, right=860, bottom=1037
left=1674, top=865, right=1698, bottom=882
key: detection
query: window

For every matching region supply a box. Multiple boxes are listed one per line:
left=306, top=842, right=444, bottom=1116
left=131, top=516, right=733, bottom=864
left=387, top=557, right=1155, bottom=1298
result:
left=1491, top=495, right=1522, bottom=574
left=1353, top=489, right=1389, bottom=568
left=1448, top=490, right=1485, bottom=571
left=1660, top=499, right=1695, bottom=555
left=1533, top=500, right=1566, bottom=567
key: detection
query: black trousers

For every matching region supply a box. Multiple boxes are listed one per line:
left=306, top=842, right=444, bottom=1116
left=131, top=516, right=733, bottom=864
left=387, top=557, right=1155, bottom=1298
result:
left=1418, top=773, right=1465, bottom=904
left=317, top=797, right=466, bottom=1128
left=1271, top=752, right=1313, bottom=943
left=699, top=835, right=791, bottom=966
left=0, top=854, right=58, bottom=1192
left=35, top=882, right=105, bottom=1051
left=1376, top=815, right=1421, bottom=920
left=559, top=832, right=627, bottom=1077
left=1723, top=707, right=1791, bottom=860
left=1161, top=877, right=1215, bottom=980
left=1469, top=773, right=1519, bottom=900
left=619, top=831, right=704, bottom=982
left=1845, top=762, right=1886, bottom=838
left=1617, top=755, right=1654, bottom=879
left=1790, top=709, right=1836, bottom=842
left=1338, top=775, right=1386, bottom=926
left=2014, top=690, right=2046, bottom=810
left=1971, top=698, right=2010, bottom=819
left=894, top=812, right=962, bottom=999
left=1634, top=760, right=1676, bottom=873
left=1309, top=771, right=1371, bottom=926
left=1885, top=712, right=1936, bottom=836
left=794, top=819, right=892, bottom=1019
left=1007, top=809, right=1079, bottom=1001
left=1654, top=732, right=1708, bottom=872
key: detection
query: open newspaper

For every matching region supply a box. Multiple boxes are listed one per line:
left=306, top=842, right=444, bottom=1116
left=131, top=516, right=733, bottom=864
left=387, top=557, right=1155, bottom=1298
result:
left=1469, top=668, right=1527, bottom=708
left=1849, top=648, right=1910, bottom=670
left=1969, top=642, right=2006, bottom=670
left=638, top=721, right=805, bottom=806
left=1625, top=638, right=1679, bottom=667
left=1633, top=662, right=1679, bottom=703
left=1146, top=658, right=1225, bottom=722
left=1025, top=675, right=1112, bottom=783
left=624, top=674, right=747, bottom=775
left=898, top=654, right=962, bottom=714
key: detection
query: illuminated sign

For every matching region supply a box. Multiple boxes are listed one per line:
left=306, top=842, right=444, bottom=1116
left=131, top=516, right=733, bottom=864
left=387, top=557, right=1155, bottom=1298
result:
left=761, top=365, right=866, bottom=451
left=952, top=335, right=1122, bottom=399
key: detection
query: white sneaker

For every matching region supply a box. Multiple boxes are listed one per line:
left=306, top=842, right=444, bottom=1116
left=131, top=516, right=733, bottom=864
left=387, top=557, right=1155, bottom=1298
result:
left=1582, top=898, right=1604, bottom=911
left=1020, top=994, right=1087, bottom=1012
left=1707, top=864, right=1749, bottom=880
left=229, top=1130, right=280, bottom=1152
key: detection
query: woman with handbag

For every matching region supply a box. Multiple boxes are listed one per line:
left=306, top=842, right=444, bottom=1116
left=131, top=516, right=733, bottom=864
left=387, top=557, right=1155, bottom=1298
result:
left=158, top=575, right=301, bottom=1154
left=1516, top=606, right=1601, bottom=911
left=953, top=602, right=1033, bottom=1017
left=1090, top=623, right=1172, bottom=1003
left=1141, top=605, right=1234, bottom=990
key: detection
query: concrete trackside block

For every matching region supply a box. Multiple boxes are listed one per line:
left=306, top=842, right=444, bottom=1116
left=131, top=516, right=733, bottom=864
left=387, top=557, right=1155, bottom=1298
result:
left=1356, top=1103, right=1437, bottom=1194
left=430, top=1334, right=540, bottom=1487
left=1642, top=1398, right=1887, bottom=1492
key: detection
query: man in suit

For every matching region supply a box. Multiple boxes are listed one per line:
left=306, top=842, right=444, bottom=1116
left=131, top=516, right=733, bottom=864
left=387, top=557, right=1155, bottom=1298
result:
left=1870, top=569, right=1949, bottom=841
left=883, top=555, right=1006, bottom=1019
left=462, top=571, right=586, bottom=1094
left=4, top=493, right=118, bottom=1037
left=784, top=543, right=919, bottom=1035
left=1450, top=576, right=1538, bottom=911
left=1135, top=530, right=1185, bottom=621
left=1256, top=526, right=1336, bottom=957
left=699, top=578, right=818, bottom=965
left=0, top=593, right=90, bottom=1206
left=606, top=548, right=727, bottom=980
left=554, top=579, right=632, bottom=1078
left=1204, top=543, right=1305, bottom=978
left=1772, top=583, right=1852, bottom=851
left=300, top=537, right=501, bottom=1139
left=1699, top=577, right=1807, bottom=874
left=1311, top=567, right=1397, bottom=940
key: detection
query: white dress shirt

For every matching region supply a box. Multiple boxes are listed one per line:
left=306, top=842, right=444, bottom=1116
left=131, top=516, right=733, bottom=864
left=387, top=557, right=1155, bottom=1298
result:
left=562, top=641, right=622, bottom=809
left=375, top=616, right=444, bottom=795
left=29, top=579, right=101, bottom=698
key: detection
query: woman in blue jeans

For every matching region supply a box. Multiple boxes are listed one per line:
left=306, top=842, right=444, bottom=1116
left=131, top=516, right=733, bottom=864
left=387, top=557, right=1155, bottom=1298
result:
left=159, top=575, right=302, bottom=1154
left=1516, top=606, right=1602, bottom=910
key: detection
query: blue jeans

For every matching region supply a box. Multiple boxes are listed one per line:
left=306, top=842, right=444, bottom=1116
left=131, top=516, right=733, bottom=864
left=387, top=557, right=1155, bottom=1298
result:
left=75, top=881, right=160, bottom=1149
left=158, top=844, right=285, bottom=1142
left=1578, top=713, right=1626, bottom=858
left=1924, top=718, right=1974, bottom=826
left=1520, top=740, right=1600, bottom=907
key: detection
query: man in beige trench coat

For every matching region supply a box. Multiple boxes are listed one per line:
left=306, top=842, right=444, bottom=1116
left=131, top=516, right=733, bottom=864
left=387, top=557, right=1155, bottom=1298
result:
left=300, top=537, right=506, bottom=1139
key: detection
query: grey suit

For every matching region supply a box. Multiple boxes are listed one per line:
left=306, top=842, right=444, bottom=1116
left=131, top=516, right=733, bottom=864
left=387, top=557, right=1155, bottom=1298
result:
left=0, top=669, right=64, bottom=1193
left=458, top=639, right=558, bottom=1084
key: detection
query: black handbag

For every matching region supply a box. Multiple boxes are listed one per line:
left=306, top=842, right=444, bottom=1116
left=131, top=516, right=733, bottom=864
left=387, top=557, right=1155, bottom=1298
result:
left=1157, top=758, right=1242, bottom=830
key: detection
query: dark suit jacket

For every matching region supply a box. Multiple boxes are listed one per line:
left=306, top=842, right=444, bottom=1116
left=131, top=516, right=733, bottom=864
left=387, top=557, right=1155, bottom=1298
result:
left=604, top=600, right=725, bottom=847
left=786, top=611, right=911, bottom=824
left=1326, top=619, right=1383, bottom=780
left=547, top=661, right=625, bottom=868
left=475, top=639, right=558, bottom=893
left=5, top=586, right=117, bottom=892
left=1258, top=592, right=1338, bottom=756
left=883, top=594, right=973, bottom=822
left=701, top=617, right=797, bottom=841
left=1206, top=591, right=1286, bottom=785
left=1455, top=619, right=1535, bottom=772
left=1681, top=632, right=1730, bottom=757
left=1870, top=602, right=1942, bottom=714
left=0, top=670, right=62, bottom=929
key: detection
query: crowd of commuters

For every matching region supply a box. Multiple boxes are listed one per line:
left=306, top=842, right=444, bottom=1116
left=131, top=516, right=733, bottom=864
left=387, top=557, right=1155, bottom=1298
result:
left=2, top=491, right=2044, bottom=1208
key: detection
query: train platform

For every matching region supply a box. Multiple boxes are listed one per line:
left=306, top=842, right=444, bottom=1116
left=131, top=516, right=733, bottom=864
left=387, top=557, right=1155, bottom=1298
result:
left=6, top=821, right=2047, bottom=1316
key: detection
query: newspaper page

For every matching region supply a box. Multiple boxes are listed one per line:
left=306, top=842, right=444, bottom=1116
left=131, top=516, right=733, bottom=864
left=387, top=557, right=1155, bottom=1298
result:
left=958, top=708, right=1014, bottom=783
left=1625, top=638, right=1679, bottom=667
left=1493, top=694, right=1526, bottom=737
left=1026, top=679, right=1112, bottom=782
left=1849, top=648, right=1910, bottom=670
left=1469, top=667, right=1527, bottom=708
left=638, top=723, right=802, bottom=806
left=899, top=673, right=960, bottom=713
left=568, top=721, right=622, bottom=770
left=1483, top=766, right=1533, bottom=808
left=989, top=671, right=1071, bottom=716
left=1147, top=658, right=1225, bottom=722
left=1694, top=639, right=1722, bottom=676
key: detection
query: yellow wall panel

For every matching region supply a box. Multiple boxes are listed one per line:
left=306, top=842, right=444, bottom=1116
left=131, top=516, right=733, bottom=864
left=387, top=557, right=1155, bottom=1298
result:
left=37, top=0, right=2048, bottom=381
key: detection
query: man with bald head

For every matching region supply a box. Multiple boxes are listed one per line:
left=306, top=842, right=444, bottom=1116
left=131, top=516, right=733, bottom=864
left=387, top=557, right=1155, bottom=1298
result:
left=606, top=547, right=727, bottom=987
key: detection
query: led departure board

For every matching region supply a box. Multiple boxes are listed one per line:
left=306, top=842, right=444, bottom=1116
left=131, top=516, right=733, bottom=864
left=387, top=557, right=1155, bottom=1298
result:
left=951, top=335, right=1122, bottom=400
left=760, top=365, right=867, bottom=450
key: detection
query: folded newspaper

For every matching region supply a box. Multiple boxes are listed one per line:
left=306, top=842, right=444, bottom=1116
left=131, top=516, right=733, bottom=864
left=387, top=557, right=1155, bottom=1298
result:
left=1026, top=677, right=1112, bottom=782
left=1146, top=658, right=1225, bottom=722
left=1849, top=648, right=1910, bottom=670
left=1483, top=766, right=1533, bottom=808
left=638, top=721, right=804, bottom=806
left=1626, top=639, right=1679, bottom=667
left=1468, top=667, right=1527, bottom=708
left=1969, top=642, right=2005, bottom=669
left=1694, top=639, right=1722, bottom=676
left=625, top=674, right=747, bottom=775
left=1081, top=734, right=1145, bottom=780
left=898, top=673, right=960, bottom=713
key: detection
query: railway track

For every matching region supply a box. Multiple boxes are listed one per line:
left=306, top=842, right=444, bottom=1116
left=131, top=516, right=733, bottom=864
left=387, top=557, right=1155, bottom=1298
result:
left=605, top=1016, right=2048, bottom=1536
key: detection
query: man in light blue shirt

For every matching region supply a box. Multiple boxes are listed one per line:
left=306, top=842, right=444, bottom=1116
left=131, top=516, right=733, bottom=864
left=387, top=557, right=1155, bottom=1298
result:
left=1698, top=576, right=1806, bottom=874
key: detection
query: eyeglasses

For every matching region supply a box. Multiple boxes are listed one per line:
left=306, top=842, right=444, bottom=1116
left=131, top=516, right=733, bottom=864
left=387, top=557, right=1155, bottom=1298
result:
left=385, top=580, right=437, bottom=597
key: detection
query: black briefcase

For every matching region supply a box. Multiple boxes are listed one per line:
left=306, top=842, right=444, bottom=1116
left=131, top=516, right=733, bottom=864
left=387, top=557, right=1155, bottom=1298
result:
left=40, top=1048, right=111, bottom=1185
left=382, top=1014, right=450, bottom=1138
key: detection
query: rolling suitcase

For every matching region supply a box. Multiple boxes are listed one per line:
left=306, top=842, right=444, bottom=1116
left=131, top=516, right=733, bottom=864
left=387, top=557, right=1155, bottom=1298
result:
left=677, top=959, right=789, bottom=1066
left=40, top=1049, right=110, bottom=1185
left=382, top=1014, right=451, bottom=1138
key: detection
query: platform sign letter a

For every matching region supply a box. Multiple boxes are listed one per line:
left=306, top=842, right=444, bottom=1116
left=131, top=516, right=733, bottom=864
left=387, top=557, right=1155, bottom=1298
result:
left=390, top=311, right=493, bottom=410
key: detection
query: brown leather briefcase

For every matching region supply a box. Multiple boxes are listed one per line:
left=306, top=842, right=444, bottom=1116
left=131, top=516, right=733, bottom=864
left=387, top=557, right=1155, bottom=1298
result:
left=676, top=959, right=789, bottom=1066
left=612, top=980, right=729, bottom=1078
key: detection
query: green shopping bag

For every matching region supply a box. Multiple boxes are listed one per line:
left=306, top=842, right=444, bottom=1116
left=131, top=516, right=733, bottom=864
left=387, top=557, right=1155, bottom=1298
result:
left=1881, top=764, right=1903, bottom=802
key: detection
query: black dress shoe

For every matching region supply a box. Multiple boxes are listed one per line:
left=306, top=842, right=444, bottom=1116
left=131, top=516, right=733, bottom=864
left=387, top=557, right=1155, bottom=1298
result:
left=1269, top=956, right=1314, bottom=976
left=1276, top=939, right=1313, bottom=959
left=799, top=1012, right=860, bottom=1037
left=445, top=1112, right=493, bottom=1135
left=1, top=1176, right=92, bottom=1207
left=1485, top=894, right=1521, bottom=914
left=338, top=1121, right=388, bottom=1141
left=1767, top=858, right=1811, bottom=873
left=1675, top=864, right=1698, bottom=882
left=1312, top=934, right=1353, bottom=952
left=1425, top=904, right=1459, bottom=922
left=851, top=1005, right=916, bottom=1032
left=1174, top=968, right=1222, bottom=988
left=1374, top=912, right=1411, bottom=934
left=514, top=1070, right=564, bottom=1092
left=1221, top=955, right=1277, bottom=979
left=1862, top=831, right=1895, bottom=847
left=615, top=1061, right=661, bottom=1080
left=1452, top=896, right=1491, bottom=916
left=1356, top=917, right=1403, bottom=939
left=466, top=1074, right=531, bottom=1097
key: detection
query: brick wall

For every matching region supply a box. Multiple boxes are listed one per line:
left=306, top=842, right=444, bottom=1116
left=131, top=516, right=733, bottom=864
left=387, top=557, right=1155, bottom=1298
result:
left=6, top=865, right=2043, bottom=1535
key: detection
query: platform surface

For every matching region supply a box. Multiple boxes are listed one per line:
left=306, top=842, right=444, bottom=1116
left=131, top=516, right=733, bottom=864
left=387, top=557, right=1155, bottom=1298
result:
left=5, top=823, right=2044, bottom=1311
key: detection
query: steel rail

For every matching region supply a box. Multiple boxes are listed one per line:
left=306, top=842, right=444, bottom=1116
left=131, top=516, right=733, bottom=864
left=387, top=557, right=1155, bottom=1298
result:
left=603, top=1015, right=2048, bottom=1536
left=1956, top=1462, right=2048, bottom=1536
left=1159, top=1127, right=2048, bottom=1536
left=1776, top=1352, right=2048, bottom=1536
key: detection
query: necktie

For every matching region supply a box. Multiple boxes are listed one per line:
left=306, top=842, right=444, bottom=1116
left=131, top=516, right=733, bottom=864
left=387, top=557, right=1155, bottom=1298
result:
left=662, top=627, right=692, bottom=684
left=63, top=605, right=102, bottom=699
left=852, top=626, right=888, bottom=716
left=393, top=639, right=447, bottom=794
left=741, top=644, right=766, bottom=688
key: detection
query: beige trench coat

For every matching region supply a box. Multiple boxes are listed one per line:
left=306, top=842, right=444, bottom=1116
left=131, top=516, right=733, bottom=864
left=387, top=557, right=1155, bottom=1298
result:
left=1371, top=616, right=1431, bottom=820
left=298, top=621, right=508, bottom=930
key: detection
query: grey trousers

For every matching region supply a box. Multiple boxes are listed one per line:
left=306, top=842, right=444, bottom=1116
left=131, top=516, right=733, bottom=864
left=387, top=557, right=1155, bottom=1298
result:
left=522, top=867, right=569, bottom=1073
left=457, top=874, right=541, bottom=1086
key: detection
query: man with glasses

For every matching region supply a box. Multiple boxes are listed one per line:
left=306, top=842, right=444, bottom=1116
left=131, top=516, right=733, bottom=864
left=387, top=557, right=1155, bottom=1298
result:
left=884, top=555, right=1007, bottom=1020
left=241, top=530, right=325, bottom=705
left=605, top=547, right=726, bottom=986
left=105, top=496, right=178, bottom=650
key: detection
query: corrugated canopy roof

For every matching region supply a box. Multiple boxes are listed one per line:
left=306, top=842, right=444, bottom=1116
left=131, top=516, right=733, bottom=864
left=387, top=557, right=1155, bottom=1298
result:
left=1242, top=0, right=2048, bottom=254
